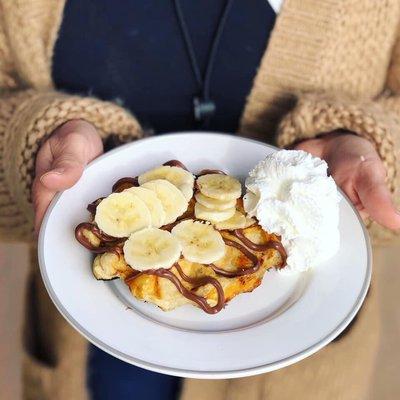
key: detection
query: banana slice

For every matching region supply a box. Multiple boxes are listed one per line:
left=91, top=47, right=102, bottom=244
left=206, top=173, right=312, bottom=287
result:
left=243, top=191, right=260, bottom=217
left=141, top=179, right=188, bottom=225
left=171, top=219, right=225, bottom=264
left=124, top=186, right=166, bottom=228
left=179, top=183, right=195, bottom=201
left=138, top=166, right=195, bottom=200
left=194, top=192, right=236, bottom=211
left=194, top=202, right=236, bottom=223
left=244, top=216, right=257, bottom=228
left=214, top=211, right=247, bottom=230
left=123, top=228, right=182, bottom=270
left=196, top=174, right=241, bottom=200
left=95, top=192, right=151, bottom=238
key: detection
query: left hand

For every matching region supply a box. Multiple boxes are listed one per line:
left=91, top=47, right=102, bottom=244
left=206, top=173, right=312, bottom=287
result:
left=294, top=132, right=400, bottom=230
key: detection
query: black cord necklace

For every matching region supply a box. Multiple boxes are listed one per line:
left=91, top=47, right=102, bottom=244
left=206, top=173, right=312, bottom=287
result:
left=173, top=0, right=234, bottom=126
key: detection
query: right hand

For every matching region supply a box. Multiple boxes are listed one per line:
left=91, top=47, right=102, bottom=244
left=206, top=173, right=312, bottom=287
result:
left=32, top=119, right=103, bottom=234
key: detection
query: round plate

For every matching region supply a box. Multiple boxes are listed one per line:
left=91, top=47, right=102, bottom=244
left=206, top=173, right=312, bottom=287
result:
left=38, top=132, right=371, bottom=379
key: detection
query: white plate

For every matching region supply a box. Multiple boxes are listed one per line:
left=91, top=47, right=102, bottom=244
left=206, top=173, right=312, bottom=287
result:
left=39, top=132, right=371, bottom=379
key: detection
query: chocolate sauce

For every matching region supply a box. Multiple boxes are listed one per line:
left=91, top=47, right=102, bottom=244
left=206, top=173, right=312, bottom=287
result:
left=210, top=238, right=261, bottom=277
left=125, top=263, right=225, bottom=314
left=75, top=222, right=124, bottom=254
left=112, top=177, right=139, bottom=193
left=233, top=229, right=287, bottom=267
left=197, top=169, right=227, bottom=177
left=163, top=160, right=188, bottom=170
left=87, top=197, right=105, bottom=216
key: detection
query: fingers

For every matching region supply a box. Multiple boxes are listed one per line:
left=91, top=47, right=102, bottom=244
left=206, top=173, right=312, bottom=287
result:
left=356, top=163, right=400, bottom=230
left=33, top=120, right=103, bottom=233
left=32, top=177, right=57, bottom=235
left=353, top=201, right=369, bottom=222
left=300, top=132, right=400, bottom=230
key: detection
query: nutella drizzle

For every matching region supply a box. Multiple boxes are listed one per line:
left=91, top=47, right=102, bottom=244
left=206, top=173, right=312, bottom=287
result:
left=112, top=177, right=139, bottom=193
left=163, top=160, right=188, bottom=170
left=233, top=229, right=287, bottom=267
left=197, top=169, right=227, bottom=177
left=75, top=159, right=288, bottom=313
left=210, top=238, right=260, bottom=277
left=125, top=263, right=225, bottom=314
left=75, top=222, right=124, bottom=254
left=87, top=198, right=104, bottom=216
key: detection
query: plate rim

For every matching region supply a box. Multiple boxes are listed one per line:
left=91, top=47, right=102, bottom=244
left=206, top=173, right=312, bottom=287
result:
left=38, top=132, right=372, bottom=379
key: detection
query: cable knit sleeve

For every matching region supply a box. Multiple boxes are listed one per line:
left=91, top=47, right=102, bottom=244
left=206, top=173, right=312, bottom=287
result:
left=277, top=94, right=398, bottom=190
left=0, top=90, right=143, bottom=241
left=277, top=93, right=400, bottom=242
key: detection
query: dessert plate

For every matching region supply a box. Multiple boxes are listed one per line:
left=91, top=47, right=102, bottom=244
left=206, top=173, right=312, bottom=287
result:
left=38, top=133, right=371, bottom=379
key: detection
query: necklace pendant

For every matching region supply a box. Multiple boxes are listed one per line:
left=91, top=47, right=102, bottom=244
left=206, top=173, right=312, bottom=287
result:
left=193, top=97, right=216, bottom=122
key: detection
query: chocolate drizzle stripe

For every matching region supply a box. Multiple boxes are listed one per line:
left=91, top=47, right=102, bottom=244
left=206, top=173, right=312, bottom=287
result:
left=125, top=264, right=225, bottom=314
left=210, top=238, right=260, bottom=277
left=233, top=229, right=287, bottom=267
left=196, top=169, right=227, bottom=177
left=112, top=177, right=139, bottom=193
left=87, top=198, right=105, bottom=216
left=163, top=160, right=188, bottom=170
left=75, top=222, right=125, bottom=254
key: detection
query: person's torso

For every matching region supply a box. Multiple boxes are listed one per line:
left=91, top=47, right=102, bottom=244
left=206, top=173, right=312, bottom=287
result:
left=53, top=0, right=277, bottom=133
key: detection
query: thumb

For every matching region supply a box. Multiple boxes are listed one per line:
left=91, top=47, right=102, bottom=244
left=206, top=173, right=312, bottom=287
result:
left=40, top=153, right=86, bottom=191
left=356, top=167, right=400, bottom=230
left=34, top=154, right=87, bottom=235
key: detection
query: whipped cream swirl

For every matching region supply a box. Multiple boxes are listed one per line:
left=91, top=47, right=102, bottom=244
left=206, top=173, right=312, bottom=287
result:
left=244, top=150, right=340, bottom=273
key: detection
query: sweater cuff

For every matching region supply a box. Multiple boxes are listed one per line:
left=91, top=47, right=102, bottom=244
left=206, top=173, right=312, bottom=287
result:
left=3, top=91, right=143, bottom=239
left=277, top=93, right=398, bottom=193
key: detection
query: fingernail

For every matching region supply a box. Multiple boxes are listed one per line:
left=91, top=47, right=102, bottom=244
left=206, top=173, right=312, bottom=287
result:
left=40, top=169, right=64, bottom=182
left=50, top=168, right=65, bottom=175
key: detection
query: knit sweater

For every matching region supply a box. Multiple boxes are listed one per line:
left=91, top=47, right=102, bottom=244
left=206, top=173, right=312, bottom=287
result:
left=1, top=0, right=400, bottom=242
left=1, top=0, right=400, bottom=399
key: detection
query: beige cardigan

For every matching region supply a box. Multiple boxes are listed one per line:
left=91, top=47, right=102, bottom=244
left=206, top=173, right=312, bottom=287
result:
left=1, top=0, right=399, bottom=399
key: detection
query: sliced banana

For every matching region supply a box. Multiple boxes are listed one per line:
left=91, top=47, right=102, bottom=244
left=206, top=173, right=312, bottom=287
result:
left=194, top=202, right=236, bottom=223
left=243, top=191, right=260, bottom=217
left=214, top=211, right=247, bottom=230
left=95, top=192, right=151, bottom=238
left=124, top=186, right=166, bottom=228
left=179, top=183, right=195, bottom=201
left=138, top=166, right=195, bottom=200
left=123, top=228, right=182, bottom=270
left=194, top=192, right=236, bottom=211
left=196, top=174, right=241, bottom=200
left=171, top=219, right=225, bottom=264
left=244, top=216, right=257, bottom=228
left=141, top=179, right=188, bottom=225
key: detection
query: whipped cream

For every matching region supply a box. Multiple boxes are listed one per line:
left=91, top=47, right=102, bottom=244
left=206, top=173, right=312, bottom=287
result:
left=244, top=150, right=340, bottom=273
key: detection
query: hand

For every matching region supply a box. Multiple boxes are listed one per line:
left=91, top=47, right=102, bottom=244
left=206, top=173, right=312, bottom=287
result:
left=32, top=120, right=103, bottom=234
left=294, top=132, right=400, bottom=230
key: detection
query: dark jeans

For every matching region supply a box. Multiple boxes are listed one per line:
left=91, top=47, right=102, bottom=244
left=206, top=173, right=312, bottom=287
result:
left=87, top=345, right=181, bottom=400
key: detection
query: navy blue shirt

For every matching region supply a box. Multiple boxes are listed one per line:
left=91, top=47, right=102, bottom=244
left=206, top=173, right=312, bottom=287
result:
left=53, top=1, right=276, bottom=133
